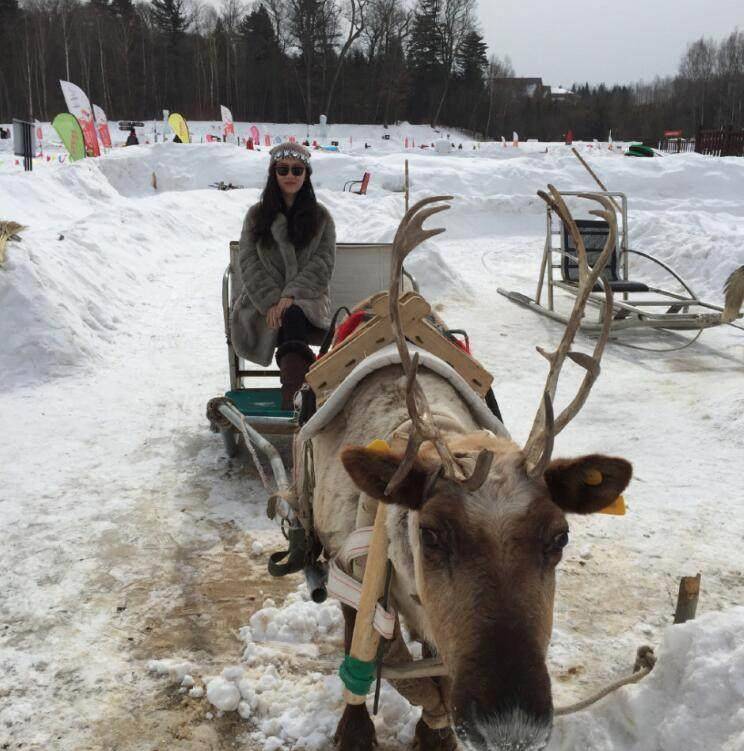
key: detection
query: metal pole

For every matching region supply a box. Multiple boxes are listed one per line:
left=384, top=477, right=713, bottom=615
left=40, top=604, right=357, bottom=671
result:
left=24, top=122, right=33, bottom=172
left=404, top=159, right=409, bottom=214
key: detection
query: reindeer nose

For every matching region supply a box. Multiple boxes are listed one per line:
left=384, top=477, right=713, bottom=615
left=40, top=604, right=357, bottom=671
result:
left=455, top=704, right=553, bottom=751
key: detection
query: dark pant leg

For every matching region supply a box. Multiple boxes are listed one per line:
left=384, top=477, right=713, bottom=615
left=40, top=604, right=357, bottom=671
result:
left=276, top=305, right=314, bottom=410
left=278, top=304, right=310, bottom=345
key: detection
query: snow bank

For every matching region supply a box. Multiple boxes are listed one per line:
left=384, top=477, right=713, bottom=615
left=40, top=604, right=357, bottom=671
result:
left=2, top=126, right=742, bottom=389
left=549, top=607, right=744, bottom=750
left=0, top=164, right=158, bottom=388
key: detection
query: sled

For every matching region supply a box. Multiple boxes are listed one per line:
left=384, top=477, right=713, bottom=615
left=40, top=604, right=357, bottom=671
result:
left=206, top=239, right=419, bottom=486
left=209, top=181, right=244, bottom=191
left=625, top=144, right=655, bottom=157
left=497, top=190, right=742, bottom=336
left=343, top=172, right=371, bottom=195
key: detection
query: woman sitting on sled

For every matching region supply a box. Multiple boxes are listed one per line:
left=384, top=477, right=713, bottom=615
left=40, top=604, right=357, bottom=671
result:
left=231, top=142, right=336, bottom=409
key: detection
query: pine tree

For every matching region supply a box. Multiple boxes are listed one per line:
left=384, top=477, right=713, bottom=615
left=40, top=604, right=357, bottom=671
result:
left=239, top=5, right=277, bottom=62
left=0, top=0, right=19, bottom=16
left=456, top=30, right=487, bottom=85
left=407, top=0, right=444, bottom=120
left=407, top=0, right=442, bottom=79
left=150, top=0, right=188, bottom=39
left=111, top=0, right=135, bottom=18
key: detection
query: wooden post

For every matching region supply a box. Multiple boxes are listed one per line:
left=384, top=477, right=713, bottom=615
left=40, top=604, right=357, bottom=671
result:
left=404, top=159, right=409, bottom=214
left=673, top=573, right=701, bottom=624
left=344, top=502, right=389, bottom=705
left=571, top=147, right=621, bottom=213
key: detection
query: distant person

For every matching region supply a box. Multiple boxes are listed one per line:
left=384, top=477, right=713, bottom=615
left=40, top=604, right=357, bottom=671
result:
left=230, top=142, right=336, bottom=410
left=247, top=136, right=254, bottom=150
left=0, top=127, right=8, bottom=139
left=173, top=134, right=182, bottom=144
left=125, top=128, right=139, bottom=146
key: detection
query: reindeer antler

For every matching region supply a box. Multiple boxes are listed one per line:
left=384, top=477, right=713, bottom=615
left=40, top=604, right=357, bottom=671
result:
left=385, top=196, right=494, bottom=495
left=523, top=187, right=618, bottom=477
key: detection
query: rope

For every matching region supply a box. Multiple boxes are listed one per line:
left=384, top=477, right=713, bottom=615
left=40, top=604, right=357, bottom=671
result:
left=339, top=655, right=376, bottom=696
left=205, top=396, right=232, bottom=430
left=244, top=436, right=272, bottom=491
left=606, top=327, right=703, bottom=353
left=554, top=645, right=656, bottom=716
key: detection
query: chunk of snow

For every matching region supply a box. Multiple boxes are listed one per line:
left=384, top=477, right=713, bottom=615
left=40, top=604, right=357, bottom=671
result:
left=147, top=659, right=195, bottom=683
left=206, top=677, right=241, bottom=712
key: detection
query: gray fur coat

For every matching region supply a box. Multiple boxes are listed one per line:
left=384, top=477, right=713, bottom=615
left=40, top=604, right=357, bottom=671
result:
left=231, top=202, right=335, bottom=365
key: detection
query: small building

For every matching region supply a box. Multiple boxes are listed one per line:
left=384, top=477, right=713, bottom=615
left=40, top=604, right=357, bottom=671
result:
left=548, top=85, right=577, bottom=102
left=494, top=77, right=546, bottom=99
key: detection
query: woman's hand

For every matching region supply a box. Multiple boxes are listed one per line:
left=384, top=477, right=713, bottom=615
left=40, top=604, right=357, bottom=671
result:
left=266, top=297, right=294, bottom=329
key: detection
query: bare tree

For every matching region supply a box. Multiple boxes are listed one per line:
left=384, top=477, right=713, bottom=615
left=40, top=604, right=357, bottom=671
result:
left=431, top=0, right=474, bottom=125
left=324, top=0, right=366, bottom=116
left=484, top=53, right=513, bottom=138
left=679, top=37, right=716, bottom=127
left=716, top=29, right=744, bottom=123
left=287, top=0, right=334, bottom=124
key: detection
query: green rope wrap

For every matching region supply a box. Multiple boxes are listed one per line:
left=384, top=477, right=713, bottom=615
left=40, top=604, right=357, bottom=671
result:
left=339, top=655, right=376, bottom=696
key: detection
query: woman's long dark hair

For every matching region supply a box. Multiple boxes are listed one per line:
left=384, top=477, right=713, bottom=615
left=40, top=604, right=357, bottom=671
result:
left=251, top=164, right=320, bottom=249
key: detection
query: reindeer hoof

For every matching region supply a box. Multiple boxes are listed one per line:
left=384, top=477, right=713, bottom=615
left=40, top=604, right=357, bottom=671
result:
left=413, top=719, right=457, bottom=751
left=334, top=703, right=376, bottom=751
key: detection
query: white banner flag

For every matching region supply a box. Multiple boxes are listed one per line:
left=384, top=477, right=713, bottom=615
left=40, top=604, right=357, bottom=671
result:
left=220, top=105, right=235, bottom=140
left=60, top=80, right=100, bottom=156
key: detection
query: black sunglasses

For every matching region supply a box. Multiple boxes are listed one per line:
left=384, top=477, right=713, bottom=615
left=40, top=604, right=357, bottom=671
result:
left=275, top=164, right=306, bottom=177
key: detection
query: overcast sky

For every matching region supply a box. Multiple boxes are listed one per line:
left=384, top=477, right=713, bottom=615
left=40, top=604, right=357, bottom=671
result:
left=478, top=0, right=743, bottom=87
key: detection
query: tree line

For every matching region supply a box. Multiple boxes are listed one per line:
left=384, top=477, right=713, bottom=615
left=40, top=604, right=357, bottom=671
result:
left=0, top=0, right=742, bottom=143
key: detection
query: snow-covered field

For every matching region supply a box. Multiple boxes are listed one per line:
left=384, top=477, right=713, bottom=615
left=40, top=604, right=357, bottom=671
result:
left=1, top=123, right=743, bottom=751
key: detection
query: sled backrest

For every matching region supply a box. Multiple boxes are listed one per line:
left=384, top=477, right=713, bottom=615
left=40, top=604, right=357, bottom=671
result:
left=561, top=219, right=620, bottom=283
left=228, top=241, right=412, bottom=312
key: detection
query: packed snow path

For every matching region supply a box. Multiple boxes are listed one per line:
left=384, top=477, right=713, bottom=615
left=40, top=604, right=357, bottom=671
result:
left=1, top=137, right=743, bottom=750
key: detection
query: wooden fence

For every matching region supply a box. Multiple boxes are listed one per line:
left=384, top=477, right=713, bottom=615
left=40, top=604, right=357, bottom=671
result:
left=658, top=137, right=696, bottom=153
left=695, top=127, right=744, bottom=157
left=658, top=128, right=744, bottom=156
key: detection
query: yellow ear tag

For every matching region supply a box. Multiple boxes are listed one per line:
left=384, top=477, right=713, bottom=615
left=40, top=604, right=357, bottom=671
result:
left=599, top=495, right=626, bottom=516
left=584, top=469, right=603, bottom=486
left=366, top=439, right=391, bottom=454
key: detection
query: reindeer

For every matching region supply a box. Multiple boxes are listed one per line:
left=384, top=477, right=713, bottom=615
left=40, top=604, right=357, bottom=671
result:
left=306, top=190, right=633, bottom=751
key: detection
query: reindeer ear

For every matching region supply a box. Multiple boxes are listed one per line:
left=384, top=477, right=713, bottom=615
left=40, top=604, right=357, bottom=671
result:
left=545, top=454, right=632, bottom=514
left=340, top=446, right=430, bottom=509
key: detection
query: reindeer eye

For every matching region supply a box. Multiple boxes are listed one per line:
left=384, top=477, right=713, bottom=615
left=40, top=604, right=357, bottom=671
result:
left=547, top=531, right=569, bottom=554
left=420, top=526, right=442, bottom=550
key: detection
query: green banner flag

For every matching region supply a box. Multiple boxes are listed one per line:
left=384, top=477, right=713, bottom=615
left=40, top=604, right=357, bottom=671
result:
left=52, top=113, right=86, bottom=162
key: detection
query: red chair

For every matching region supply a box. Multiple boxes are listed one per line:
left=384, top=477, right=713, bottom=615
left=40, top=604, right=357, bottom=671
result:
left=343, top=171, right=371, bottom=195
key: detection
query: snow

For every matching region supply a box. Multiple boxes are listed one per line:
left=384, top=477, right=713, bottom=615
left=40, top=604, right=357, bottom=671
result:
left=551, top=608, right=744, bottom=751
left=206, top=676, right=242, bottom=711
left=1, top=121, right=743, bottom=750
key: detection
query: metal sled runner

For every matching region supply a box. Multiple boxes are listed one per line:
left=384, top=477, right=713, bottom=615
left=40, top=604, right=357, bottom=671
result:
left=497, top=190, right=739, bottom=335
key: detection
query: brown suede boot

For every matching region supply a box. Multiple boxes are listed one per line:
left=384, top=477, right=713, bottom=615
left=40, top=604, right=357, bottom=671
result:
left=276, top=341, right=315, bottom=411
